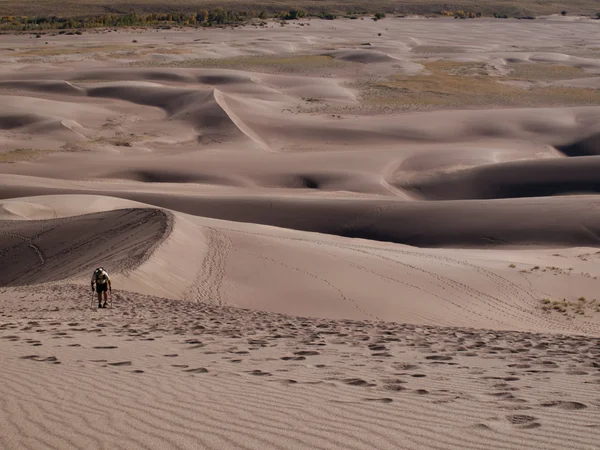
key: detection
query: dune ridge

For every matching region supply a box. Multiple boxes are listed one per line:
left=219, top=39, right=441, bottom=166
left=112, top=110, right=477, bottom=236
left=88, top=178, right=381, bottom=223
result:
left=0, top=208, right=172, bottom=286
left=4, top=187, right=600, bottom=248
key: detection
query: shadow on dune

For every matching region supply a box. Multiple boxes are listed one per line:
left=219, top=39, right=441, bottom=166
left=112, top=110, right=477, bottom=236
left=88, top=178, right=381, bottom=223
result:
left=109, top=170, right=248, bottom=186
left=0, top=208, right=171, bottom=286
left=395, top=155, right=600, bottom=200
left=2, top=187, right=600, bottom=248
left=556, top=132, right=600, bottom=157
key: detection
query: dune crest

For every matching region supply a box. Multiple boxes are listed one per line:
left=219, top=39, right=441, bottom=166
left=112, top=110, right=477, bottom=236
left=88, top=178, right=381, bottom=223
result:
left=0, top=208, right=172, bottom=286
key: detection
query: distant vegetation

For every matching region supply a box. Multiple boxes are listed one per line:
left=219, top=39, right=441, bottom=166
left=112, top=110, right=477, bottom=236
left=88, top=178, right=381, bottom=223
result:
left=0, top=1, right=598, bottom=32
left=0, top=9, right=343, bottom=31
left=0, top=10, right=259, bottom=31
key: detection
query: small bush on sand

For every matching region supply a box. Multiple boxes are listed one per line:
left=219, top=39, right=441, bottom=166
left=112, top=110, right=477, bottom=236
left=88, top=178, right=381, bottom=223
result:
left=280, top=9, right=305, bottom=20
left=374, top=12, right=385, bottom=20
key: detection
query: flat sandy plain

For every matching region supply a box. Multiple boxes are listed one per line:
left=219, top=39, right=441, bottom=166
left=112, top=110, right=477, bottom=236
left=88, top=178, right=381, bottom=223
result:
left=1, top=14, right=600, bottom=450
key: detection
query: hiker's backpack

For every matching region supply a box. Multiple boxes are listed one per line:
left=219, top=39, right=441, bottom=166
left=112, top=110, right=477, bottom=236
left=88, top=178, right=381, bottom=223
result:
left=94, top=268, right=107, bottom=283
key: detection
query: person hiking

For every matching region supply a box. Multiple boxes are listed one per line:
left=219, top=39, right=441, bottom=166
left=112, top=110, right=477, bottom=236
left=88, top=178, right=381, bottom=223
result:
left=91, top=267, right=112, bottom=308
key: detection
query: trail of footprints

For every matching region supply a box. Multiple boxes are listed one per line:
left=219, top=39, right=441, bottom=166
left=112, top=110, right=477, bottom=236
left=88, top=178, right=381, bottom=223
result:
left=2, top=284, right=599, bottom=431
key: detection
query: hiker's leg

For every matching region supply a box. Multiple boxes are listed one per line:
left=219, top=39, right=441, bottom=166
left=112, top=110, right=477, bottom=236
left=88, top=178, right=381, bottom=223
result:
left=103, top=291, right=108, bottom=305
left=97, top=290, right=102, bottom=305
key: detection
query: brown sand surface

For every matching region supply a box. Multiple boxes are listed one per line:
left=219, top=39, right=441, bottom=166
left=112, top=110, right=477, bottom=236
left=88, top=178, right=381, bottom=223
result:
left=2, top=16, right=600, bottom=449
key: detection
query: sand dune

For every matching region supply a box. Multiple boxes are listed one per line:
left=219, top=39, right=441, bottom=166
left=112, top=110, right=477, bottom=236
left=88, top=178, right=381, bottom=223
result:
left=556, top=131, right=600, bottom=157
left=0, top=208, right=171, bottom=286
left=2, top=194, right=600, bottom=336
left=4, top=188, right=600, bottom=248
left=396, top=155, right=600, bottom=200
left=0, top=79, right=85, bottom=95
left=1, top=16, right=600, bottom=450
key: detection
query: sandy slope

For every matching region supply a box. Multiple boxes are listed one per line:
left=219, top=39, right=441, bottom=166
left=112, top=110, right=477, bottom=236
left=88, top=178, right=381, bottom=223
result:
left=1, top=286, right=600, bottom=450
left=1, top=16, right=600, bottom=450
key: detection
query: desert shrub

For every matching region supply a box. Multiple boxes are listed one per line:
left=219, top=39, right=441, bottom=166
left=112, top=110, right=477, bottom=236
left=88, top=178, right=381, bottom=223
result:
left=374, top=12, right=385, bottom=20
left=596, top=12, right=600, bottom=19
left=561, top=10, right=567, bottom=16
left=281, top=9, right=305, bottom=20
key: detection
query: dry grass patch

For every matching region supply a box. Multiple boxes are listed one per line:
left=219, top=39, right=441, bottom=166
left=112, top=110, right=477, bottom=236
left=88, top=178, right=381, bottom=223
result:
left=411, top=46, right=467, bottom=54
left=0, top=148, right=50, bottom=163
left=99, top=46, right=193, bottom=60
left=540, top=297, right=600, bottom=317
left=507, top=61, right=597, bottom=81
left=356, top=60, right=600, bottom=111
left=8, top=44, right=138, bottom=58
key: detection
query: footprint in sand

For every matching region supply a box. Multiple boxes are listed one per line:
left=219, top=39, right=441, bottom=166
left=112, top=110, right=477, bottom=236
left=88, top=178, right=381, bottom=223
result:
left=281, top=356, right=306, bottom=361
left=506, top=415, right=541, bottom=429
left=294, top=351, right=320, bottom=356
left=20, top=355, right=59, bottom=363
left=93, top=346, right=118, bottom=349
left=425, top=355, right=453, bottom=361
left=184, top=367, right=208, bottom=373
left=270, top=379, right=298, bottom=385
left=541, top=401, right=587, bottom=410
left=368, top=344, right=388, bottom=351
left=384, top=382, right=407, bottom=392
left=343, top=378, right=376, bottom=387
left=163, top=354, right=178, bottom=357
left=364, top=397, right=393, bottom=403
left=248, top=369, right=271, bottom=376
left=108, top=361, right=132, bottom=366
left=393, top=363, right=420, bottom=370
